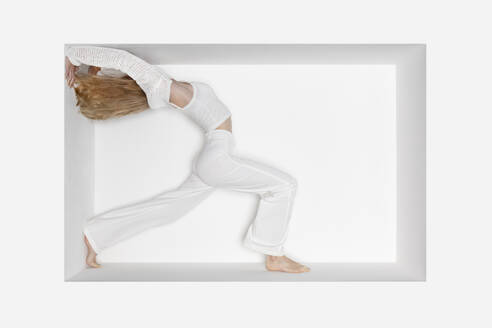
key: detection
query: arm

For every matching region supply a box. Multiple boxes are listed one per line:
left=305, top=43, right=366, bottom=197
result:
left=66, top=46, right=170, bottom=94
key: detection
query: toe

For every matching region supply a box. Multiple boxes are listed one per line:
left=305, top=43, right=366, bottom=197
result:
left=87, top=261, right=101, bottom=268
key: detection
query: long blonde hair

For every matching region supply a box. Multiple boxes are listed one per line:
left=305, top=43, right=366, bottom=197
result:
left=74, top=74, right=149, bottom=120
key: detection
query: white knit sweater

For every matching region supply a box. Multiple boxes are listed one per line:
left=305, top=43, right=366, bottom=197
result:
left=66, top=46, right=232, bottom=131
left=66, top=46, right=172, bottom=109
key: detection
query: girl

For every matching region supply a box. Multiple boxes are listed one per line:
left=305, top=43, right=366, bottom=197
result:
left=65, top=46, right=309, bottom=273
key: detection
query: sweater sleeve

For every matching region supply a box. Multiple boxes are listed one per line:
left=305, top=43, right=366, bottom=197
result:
left=66, top=46, right=170, bottom=95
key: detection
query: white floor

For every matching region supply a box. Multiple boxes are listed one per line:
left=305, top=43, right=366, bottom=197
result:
left=68, top=263, right=416, bottom=282
left=93, top=64, right=397, bottom=264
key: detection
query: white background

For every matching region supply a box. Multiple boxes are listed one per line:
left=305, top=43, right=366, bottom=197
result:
left=95, top=64, right=396, bottom=263
left=1, top=1, right=491, bottom=328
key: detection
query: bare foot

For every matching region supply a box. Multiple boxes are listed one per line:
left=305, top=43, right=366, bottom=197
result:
left=265, top=255, right=310, bottom=273
left=84, top=235, right=101, bottom=268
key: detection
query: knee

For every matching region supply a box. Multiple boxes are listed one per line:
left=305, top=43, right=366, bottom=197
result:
left=263, top=177, right=296, bottom=200
left=287, top=176, right=298, bottom=191
left=278, top=175, right=297, bottom=193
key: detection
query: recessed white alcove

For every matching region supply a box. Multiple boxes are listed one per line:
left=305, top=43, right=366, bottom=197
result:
left=65, top=44, right=425, bottom=281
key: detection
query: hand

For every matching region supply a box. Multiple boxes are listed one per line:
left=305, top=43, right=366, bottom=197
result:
left=65, top=56, right=79, bottom=88
left=88, top=65, right=101, bottom=76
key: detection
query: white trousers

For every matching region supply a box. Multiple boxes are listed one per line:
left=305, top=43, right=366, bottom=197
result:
left=84, top=130, right=297, bottom=256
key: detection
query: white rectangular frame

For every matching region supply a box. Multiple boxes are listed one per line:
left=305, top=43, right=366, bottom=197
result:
left=65, top=44, right=426, bottom=281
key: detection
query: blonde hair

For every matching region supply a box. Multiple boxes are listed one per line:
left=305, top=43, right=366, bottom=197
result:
left=74, top=74, right=149, bottom=120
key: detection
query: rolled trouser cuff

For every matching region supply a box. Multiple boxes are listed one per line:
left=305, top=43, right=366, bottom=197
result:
left=243, top=228, right=285, bottom=256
